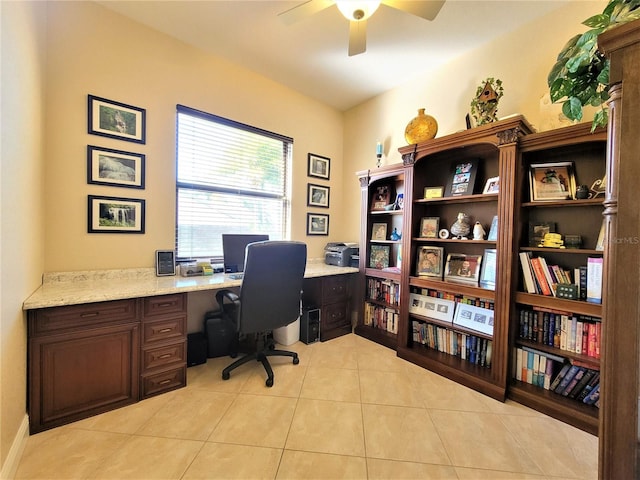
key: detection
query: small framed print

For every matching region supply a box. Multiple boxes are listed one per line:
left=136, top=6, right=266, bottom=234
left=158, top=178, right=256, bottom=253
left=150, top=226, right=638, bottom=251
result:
left=416, top=246, right=444, bottom=278
left=308, top=153, right=330, bottom=180
left=88, top=95, right=146, bottom=144
left=155, top=250, right=176, bottom=276
left=408, top=292, right=455, bottom=323
left=529, top=162, right=576, bottom=201
left=483, top=176, right=499, bottom=194
left=453, top=303, right=494, bottom=336
left=487, top=215, right=499, bottom=241
left=369, top=245, right=390, bottom=269
left=307, top=213, right=329, bottom=236
left=372, top=223, right=387, bottom=240
left=424, top=186, right=444, bottom=199
left=479, top=248, right=497, bottom=290
left=419, top=217, right=439, bottom=238
left=372, top=185, right=391, bottom=211
left=87, top=145, right=145, bottom=189
left=88, top=195, right=145, bottom=233
left=307, top=183, right=330, bottom=208
left=444, top=253, right=482, bottom=286
left=445, top=160, right=478, bottom=197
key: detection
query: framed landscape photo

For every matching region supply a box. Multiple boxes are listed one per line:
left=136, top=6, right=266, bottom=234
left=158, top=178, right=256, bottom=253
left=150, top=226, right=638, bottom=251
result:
left=419, top=217, right=439, bottom=238
left=87, top=145, right=145, bottom=189
left=307, top=213, right=329, bottom=236
left=445, top=159, right=478, bottom=197
left=88, top=195, right=145, bottom=233
left=307, top=153, right=330, bottom=180
left=416, top=246, right=444, bottom=278
left=369, top=245, right=390, bottom=269
left=307, top=183, right=330, bottom=208
left=88, top=95, right=146, bottom=144
left=444, top=253, right=482, bottom=286
left=479, top=248, right=497, bottom=290
left=529, top=162, right=576, bottom=201
left=371, top=222, right=387, bottom=240
left=483, top=176, right=499, bottom=194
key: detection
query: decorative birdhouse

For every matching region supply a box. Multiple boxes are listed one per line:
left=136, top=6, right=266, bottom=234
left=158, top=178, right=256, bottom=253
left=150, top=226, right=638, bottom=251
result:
left=470, top=77, right=504, bottom=126
left=478, top=81, right=498, bottom=103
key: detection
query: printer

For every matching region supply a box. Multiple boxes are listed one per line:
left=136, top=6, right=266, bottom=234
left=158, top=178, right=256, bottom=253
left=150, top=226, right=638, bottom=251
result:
left=325, top=242, right=359, bottom=267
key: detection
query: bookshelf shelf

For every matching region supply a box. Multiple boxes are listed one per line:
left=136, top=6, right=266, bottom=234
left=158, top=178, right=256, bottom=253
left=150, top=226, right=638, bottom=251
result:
left=413, top=238, right=497, bottom=245
left=414, top=193, right=498, bottom=205
left=515, top=291, right=602, bottom=317
left=521, top=247, right=603, bottom=255
left=354, top=324, right=397, bottom=350
left=410, top=276, right=496, bottom=301
left=521, top=198, right=603, bottom=208
left=515, top=339, right=600, bottom=369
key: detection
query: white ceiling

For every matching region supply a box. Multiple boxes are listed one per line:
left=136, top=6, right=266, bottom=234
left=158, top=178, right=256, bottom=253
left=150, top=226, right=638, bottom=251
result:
left=97, top=0, right=570, bottom=111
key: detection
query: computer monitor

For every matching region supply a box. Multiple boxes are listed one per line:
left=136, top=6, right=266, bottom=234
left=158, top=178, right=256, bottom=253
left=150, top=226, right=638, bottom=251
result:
left=222, top=234, right=269, bottom=273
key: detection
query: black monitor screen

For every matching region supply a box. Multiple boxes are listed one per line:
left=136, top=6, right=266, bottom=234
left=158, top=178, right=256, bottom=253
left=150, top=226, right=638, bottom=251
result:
left=222, top=234, right=269, bottom=273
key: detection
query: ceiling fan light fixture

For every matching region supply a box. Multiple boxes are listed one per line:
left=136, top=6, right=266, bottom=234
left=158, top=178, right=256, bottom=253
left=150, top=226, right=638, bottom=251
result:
left=335, top=1, right=381, bottom=21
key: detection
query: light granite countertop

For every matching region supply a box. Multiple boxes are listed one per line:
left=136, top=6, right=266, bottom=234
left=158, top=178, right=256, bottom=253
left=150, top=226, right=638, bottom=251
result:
left=23, top=261, right=358, bottom=310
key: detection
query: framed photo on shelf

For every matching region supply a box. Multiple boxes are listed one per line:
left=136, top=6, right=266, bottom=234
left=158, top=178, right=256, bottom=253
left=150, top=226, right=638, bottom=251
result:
left=394, top=193, right=404, bottom=210
left=306, top=213, right=329, bottom=236
left=369, top=245, right=390, bottom=269
left=479, top=249, right=497, bottom=290
left=453, top=302, right=494, bottom=336
left=415, top=246, right=444, bottom=278
left=87, top=145, right=145, bottom=189
left=419, top=217, right=439, bottom=238
left=408, top=292, right=455, bottom=323
left=444, top=253, right=482, bottom=285
left=595, top=219, right=605, bottom=250
left=424, top=186, right=444, bottom=199
left=88, top=195, right=145, bottom=234
left=307, top=183, right=330, bottom=208
left=371, top=222, right=387, bottom=240
left=88, top=95, right=146, bottom=144
left=307, top=153, right=330, bottom=180
left=445, top=159, right=478, bottom=197
left=372, top=185, right=391, bottom=211
left=487, top=215, right=499, bottom=241
left=529, top=162, right=576, bottom=201
left=483, top=176, right=499, bottom=194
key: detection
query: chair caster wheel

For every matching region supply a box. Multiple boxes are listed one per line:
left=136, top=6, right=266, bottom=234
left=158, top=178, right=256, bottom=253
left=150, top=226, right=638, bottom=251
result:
left=222, top=371, right=230, bottom=380
left=266, top=378, right=274, bottom=387
left=293, top=356, right=300, bottom=365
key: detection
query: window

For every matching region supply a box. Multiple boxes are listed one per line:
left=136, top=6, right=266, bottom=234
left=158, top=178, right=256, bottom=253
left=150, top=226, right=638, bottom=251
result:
left=176, top=105, right=292, bottom=260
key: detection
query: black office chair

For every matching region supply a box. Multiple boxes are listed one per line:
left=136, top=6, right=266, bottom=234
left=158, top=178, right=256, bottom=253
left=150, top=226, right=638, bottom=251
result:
left=216, top=240, right=307, bottom=387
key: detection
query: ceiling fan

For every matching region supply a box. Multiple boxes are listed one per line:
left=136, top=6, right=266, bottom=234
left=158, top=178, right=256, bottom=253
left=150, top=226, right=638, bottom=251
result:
left=278, top=0, right=446, bottom=56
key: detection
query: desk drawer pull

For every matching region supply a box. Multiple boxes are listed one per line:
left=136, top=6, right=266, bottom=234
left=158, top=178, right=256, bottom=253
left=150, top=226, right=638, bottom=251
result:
left=80, top=312, right=99, bottom=318
left=158, top=353, right=173, bottom=359
left=158, top=328, right=173, bottom=334
left=158, top=379, right=172, bottom=385
left=157, top=303, right=173, bottom=308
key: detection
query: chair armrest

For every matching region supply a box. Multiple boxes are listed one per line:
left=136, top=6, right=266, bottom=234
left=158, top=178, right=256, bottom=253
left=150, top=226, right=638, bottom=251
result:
left=215, top=290, right=241, bottom=324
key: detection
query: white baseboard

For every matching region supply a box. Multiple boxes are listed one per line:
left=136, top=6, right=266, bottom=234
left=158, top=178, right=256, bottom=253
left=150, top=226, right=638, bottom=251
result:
left=0, top=415, right=29, bottom=480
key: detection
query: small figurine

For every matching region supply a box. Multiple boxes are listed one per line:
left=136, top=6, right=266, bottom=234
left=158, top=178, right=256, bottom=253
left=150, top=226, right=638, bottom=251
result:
left=473, top=221, right=486, bottom=240
left=450, top=212, right=471, bottom=239
left=390, top=228, right=401, bottom=241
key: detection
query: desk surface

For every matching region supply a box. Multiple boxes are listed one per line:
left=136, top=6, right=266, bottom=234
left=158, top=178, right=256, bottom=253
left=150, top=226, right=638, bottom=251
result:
left=23, top=262, right=358, bottom=310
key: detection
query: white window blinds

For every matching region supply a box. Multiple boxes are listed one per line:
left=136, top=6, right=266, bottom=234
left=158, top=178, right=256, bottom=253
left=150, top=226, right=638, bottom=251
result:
left=176, top=105, right=292, bottom=260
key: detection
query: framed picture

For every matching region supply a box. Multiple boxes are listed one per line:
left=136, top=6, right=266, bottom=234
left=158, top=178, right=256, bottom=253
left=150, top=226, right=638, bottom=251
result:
left=483, top=176, right=499, bottom=194
left=445, top=159, right=478, bottom=197
left=409, top=292, right=455, bottom=323
left=479, top=249, right=497, bottom=290
left=394, top=193, right=404, bottom=210
left=528, top=221, right=556, bottom=247
left=595, top=219, right=605, bottom=250
left=87, top=145, right=145, bottom=189
left=424, top=186, right=444, bottom=199
left=372, top=185, right=391, bottom=211
left=487, top=215, right=499, bottom=241
left=88, top=95, right=146, bottom=144
left=369, top=245, right=390, bottom=269
left=371, top=222, right=387, bottom=240
left=529, top=162, right=576, bottom=201
left=88, top=195, right=145, bottom=233
left=416, top=246, right=444, bottom=278
left=307, top=153, right=330, bottom=180
left=453, top=303, right=494, bottom=336
left=444, top=253, right=482, bottom=286
left=419, top=217, right=439, bottom=238
left=306, top=213, right=329, bottom=236
left=155, top=250, right=176, bottom=276
left=307, top=183, right=330, bottom=208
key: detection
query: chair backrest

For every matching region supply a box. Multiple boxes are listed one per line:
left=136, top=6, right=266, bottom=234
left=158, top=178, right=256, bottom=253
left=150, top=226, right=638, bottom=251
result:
left=238, top=241, right=307, bottom=334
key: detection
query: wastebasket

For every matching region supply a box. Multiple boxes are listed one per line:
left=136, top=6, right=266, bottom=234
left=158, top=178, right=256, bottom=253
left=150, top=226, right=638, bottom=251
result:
left=273, top=318, right=300, bottom=346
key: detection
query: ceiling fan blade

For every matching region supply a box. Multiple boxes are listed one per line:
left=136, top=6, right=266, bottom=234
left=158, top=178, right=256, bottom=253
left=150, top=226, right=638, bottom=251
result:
left=278, top=0, right=334, bottom=25
left=382, top=0, right=446, bottom=21
left=348, top=19, right=367, bottom=56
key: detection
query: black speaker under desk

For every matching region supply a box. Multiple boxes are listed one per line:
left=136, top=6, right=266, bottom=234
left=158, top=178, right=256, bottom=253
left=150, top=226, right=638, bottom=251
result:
left=300, top=308, right=320, bottom=344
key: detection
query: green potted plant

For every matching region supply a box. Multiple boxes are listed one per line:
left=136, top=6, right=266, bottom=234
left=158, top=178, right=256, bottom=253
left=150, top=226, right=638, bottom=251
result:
left=548, top=0, right=640, bottom=131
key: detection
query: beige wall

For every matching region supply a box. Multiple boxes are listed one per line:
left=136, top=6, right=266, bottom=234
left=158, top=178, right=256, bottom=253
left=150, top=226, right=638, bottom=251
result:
left=0, top=1, right=47, bottom=474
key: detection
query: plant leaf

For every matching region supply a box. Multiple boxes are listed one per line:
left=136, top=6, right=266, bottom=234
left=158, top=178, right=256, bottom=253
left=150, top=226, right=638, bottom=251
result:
left=556, top=34, right=581, bottom=60
left=597, top=62, right=610, bottom=85
left=593, top=108, right=608, bottom=131
left=562, top=97, right=583, bottom=121
left=566, top=51, right=592, bottom=73
left=583, top=13, right=610, bottom=28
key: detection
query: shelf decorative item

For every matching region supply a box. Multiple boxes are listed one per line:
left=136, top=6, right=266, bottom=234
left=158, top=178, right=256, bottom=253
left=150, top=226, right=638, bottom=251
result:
left=473, top=222, right=486, bottom=240
left=372, top=185, right=391, bottom=210
left=445, top=160, right=478, bottom=196
left=404, top=108, right=438, bottom=144
left=470, top=77, right=504, bottom=126
left=450, top=212, right=471, bottom=239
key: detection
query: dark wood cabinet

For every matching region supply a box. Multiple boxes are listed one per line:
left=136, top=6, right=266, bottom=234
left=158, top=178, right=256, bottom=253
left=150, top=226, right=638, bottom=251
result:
left=303, top=274, right=354, bottom=341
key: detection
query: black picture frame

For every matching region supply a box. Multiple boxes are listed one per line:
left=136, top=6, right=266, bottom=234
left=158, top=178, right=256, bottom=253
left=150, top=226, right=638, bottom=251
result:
left=306, top=213, right=329, bottom=236
left=155, top=250, right=176, bottom=276
left=87, top=145, right=145, bottom=189
left=307, top=183, right=330, bottom=208
left=479, top=248, right=497, bottom=290
left=88, top=195, right=145, bottom=234
left=445, top=159, right=478, bottom=197
left=88, top=95, right=146, bottom=144
left=307, top=153, right=330, bottom=180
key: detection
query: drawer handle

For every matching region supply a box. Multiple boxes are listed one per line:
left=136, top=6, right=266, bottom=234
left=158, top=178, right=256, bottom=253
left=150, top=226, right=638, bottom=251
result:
left=80, top=312, right=99, bottom=318
left=157, top=303, right=173, bottom=308
left=158, top=379, right=172, bottom=385
left=158, top=328, right=173, bottom=334
left=159, top=353, right=173, bottom=359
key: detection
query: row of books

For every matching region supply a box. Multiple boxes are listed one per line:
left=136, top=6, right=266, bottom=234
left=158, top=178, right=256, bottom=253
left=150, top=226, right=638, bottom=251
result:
left=412, top=320, right=492, bottom=368
left=364, top=303, right=399, bottom=334
left=413, top=288, right=495, bottom=310
left=519, top=252, right=603, bottom=303
left=513, top=347, right=600, bottom=406
left=366, top=278, right=400, bottom=306
left=518, top=307, right=601, bottom=358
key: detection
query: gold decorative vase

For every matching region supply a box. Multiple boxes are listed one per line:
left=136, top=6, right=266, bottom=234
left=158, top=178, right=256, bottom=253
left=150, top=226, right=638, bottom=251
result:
left=404, top=108, right=438, bottom=144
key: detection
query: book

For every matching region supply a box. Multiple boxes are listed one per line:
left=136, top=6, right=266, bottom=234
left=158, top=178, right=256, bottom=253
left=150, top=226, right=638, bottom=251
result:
left=549, top=362, right=572, bottom=391
left=530, top=257, right=553, bottom=296
left=568, top=368, right=597, bottom=399
left=554, top=364, right=581, bottom=394
left=537, top=257, right=557, bottom=295
left=583, top=383, right=600, bottom=405
left=519, top=252, right=537, bottom=294
left=560, top=366, right=586, bottom=396
left=577, top=372, right=600, bottom=401
left=586, top=257, right=603, bottom=304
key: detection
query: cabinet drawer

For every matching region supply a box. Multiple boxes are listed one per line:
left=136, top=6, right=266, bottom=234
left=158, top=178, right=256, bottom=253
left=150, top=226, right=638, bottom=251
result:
left=142, top=342, right=186, bottom=371
left=142, top=317, right=186, bottom=345
left=141, top=366, right=186, bottom=398
left=29, top=299, right=138, bottom=336
left=322, top=301, right=349, bottom=330
left=323, top=275, right=349, bottom=303
left=143, top=294, right=186, bottom=318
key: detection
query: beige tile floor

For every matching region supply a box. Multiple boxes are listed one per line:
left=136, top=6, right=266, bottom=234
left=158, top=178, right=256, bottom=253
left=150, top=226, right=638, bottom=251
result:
left=15, top=334, right=598, bottom=480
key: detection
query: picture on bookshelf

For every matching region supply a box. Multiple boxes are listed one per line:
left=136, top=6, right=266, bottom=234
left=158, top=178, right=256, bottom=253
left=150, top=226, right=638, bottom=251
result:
left=371, top=223, right=387, bottom=240
left=419, top=217, right=439, bottom=238
left=528, top=221, right=556, bottom=247
left=424, top=186, right=444, bottom=199
left=408, top=292, right=455, bottom=323
left=445, top=159, right=478, bottom=197
left=372, top=185, right=391, bottom=211
left=369, top=245, right=390, bottom=269
left=394, top=193, right=404, bottom=210
left=416, top=246, right=444, bottom=278
left=480, top=249, right=497, bottom=290
left=529, top=162, right=576, bottom=201
left=453, top=302, right=494, bottom=335
left=444, top=253, right=482, bottom=285
left=483, top=176, right=499, bottom=194
left=487, top=215, right=499, bottom=241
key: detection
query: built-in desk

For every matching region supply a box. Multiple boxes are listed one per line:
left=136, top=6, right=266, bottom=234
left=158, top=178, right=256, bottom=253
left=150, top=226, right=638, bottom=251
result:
left=24, top=262, right=357, bottom=433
